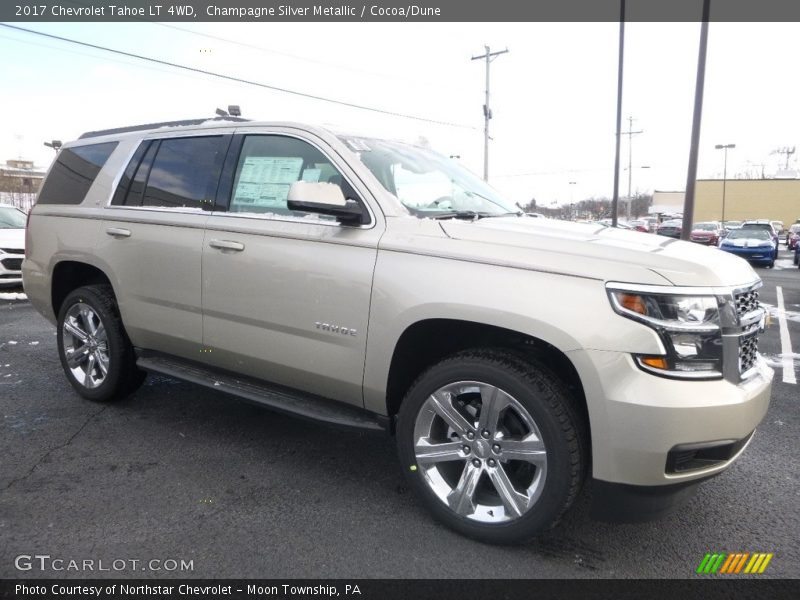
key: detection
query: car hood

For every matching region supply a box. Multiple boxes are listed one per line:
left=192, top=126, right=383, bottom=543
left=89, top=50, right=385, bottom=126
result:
left=0, top=228, right=24, bottom=250
left=436, top=217, right=759, bottom=288
left=722, top=236, right=775, bottom=247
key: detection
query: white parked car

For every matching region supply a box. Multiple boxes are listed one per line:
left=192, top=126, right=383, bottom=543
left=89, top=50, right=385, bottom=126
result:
left=0, top=204, right=26, bottom=287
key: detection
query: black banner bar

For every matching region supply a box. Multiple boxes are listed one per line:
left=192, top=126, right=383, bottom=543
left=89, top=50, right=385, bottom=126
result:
left=2, top=0, right=800, bottom=22
left=1, top=579, right=798, bottom=600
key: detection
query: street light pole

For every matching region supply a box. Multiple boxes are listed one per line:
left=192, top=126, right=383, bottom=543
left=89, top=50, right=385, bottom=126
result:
left=715, top=143, right=735, bottom=223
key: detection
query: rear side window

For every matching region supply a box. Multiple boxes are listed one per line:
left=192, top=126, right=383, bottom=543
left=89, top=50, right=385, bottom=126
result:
left=112, top=136, right=225, bottom=209
left=37, top=142, right=118, bottom=205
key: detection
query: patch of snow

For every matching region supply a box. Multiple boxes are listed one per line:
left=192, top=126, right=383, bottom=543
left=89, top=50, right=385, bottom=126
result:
left=7, top=341, right=17, bottom=345
left=28, top=341, right=39, bottom=346
left=0, top=292, right=27, bottom=300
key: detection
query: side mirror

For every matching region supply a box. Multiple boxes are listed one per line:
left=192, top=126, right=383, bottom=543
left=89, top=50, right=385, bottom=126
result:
left=286, top=181, right=366, bottom=225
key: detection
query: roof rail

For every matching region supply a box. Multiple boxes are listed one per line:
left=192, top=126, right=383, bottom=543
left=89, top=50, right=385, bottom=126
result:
left=78, top=116, right=251, bottom=140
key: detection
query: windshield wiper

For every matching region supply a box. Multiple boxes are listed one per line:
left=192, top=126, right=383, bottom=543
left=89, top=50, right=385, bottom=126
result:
left=429, top=210, right=490, bottom=220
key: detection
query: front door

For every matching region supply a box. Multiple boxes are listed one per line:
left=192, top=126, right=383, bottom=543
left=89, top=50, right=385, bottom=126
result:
left=201, top=131, right=383, bottom=407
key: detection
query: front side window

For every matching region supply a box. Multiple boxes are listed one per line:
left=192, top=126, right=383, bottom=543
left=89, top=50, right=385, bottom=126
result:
left=229, top=135, right=359, bottom=221
left=37, top=141, right=118, bottom=205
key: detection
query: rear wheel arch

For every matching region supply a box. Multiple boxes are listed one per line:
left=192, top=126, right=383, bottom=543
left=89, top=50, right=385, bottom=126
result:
left=51, top=261, right=115, bottom=317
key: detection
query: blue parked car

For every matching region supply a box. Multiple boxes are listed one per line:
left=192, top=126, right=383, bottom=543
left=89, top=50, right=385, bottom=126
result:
left=718, top=228, right=777, bottom=268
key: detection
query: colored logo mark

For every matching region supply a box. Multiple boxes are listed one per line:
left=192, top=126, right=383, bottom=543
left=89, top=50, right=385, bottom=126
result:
left=696, top=552, right=773, bottom=574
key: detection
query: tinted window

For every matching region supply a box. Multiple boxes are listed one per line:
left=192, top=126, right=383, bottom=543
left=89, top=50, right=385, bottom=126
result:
left=229, top=135, right=359, bottom=220
left=142, top=137, right=223, bottom=209
left=111, top=141, right=152, bottom=206
left=37, top=142, right=118, bottom=205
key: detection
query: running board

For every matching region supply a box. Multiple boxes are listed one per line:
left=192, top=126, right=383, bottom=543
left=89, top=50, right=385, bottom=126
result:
left=136, top=353, right=387, bottom=433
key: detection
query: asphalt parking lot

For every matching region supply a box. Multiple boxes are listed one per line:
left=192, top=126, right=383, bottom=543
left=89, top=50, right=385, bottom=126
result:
left=1, top=248, right=798, bottom=579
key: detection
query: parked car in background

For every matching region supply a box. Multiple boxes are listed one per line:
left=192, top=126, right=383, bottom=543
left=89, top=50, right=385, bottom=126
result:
left=627, top=219, right=650, bottom=233
left=689, top=221, right=724, bottom=246
left=719, top=228, right=777, bottom=268
left=0, top=204, right=26, bottom=287
left=785, top=223, right=800, bottom=249
left=740, top=220, right=780, bottom=259
left=770, top=221, right=784, bottom=236
left=657, top=219, right=683, bottom=238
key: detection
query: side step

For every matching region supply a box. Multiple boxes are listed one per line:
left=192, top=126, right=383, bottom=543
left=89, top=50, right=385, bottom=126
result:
left=136, top=353, right=387, bottom=434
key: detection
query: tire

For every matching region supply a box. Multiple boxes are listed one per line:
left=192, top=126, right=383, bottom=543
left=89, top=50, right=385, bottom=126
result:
left=56, top=284, right=146, bottom=402
left=397, top=349, right=586, bottom=544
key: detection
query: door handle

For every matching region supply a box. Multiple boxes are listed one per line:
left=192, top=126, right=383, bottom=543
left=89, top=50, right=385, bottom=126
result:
left=209, top=239, right=245, bottom=252
left=106, top=227, right=131, bottom=238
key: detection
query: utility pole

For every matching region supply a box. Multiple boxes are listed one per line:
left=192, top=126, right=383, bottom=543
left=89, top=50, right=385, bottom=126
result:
left=471, top=45, right=509, bottom=181
left=611, top=0, right=625, bottom=228
left=623, top=116, right=643, bottom=221
left=680, top=0, right=711, bottom=242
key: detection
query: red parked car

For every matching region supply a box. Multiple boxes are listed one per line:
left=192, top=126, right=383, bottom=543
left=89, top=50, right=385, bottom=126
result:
left=689, top=221, right=724, bottom=246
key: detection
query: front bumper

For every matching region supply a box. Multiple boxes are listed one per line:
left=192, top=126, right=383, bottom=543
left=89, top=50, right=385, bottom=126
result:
left=0, top=253, right=23, bottom=287
left=568, top=348, right=773, bottom=487
left=719, top=246, right=775, bottom=263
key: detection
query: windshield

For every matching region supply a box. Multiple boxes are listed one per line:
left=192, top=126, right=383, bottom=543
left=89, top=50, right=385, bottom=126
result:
left=741, top=223, right=773, bottom=233
left=726, top=229, right=771, bottom=240
left=693, top=222, right=718, bottom=231
left=0, top=206, right=26, bottom=229
left=338, top=136, right=519, bottom=216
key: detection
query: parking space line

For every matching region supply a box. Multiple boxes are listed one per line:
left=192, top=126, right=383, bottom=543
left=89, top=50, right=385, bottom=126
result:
left=775, top=286, right=796, bottom=385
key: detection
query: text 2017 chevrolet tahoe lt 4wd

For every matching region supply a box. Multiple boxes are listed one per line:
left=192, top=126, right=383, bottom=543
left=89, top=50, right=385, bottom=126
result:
left=23, top=119, right=773, bottom=543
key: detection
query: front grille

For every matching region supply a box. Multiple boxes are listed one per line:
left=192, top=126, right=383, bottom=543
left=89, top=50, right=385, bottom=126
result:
left=734, top=289, right=759, bottom=317
left=739, top=334, right=758, bottom=373
left=0, top=248, right=24, bottom=255
left=0, top=257, right=22, bottom=271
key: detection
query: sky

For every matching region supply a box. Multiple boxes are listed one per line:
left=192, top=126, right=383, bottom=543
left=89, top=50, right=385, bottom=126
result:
left=0, top=20, right=798, bottom=207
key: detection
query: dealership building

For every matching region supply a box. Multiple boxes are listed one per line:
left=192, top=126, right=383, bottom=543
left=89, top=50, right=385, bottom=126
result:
left=653, top=177, right=800, bottom=227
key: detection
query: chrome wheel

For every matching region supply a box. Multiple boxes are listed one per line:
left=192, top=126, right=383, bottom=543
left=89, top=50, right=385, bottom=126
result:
left=61, top=303, right=110, bottom=389
left=413, top=381, right=547, bottom=523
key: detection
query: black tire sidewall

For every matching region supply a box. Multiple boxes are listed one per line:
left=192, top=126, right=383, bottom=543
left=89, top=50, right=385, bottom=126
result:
left=397, top=353, right=581, bottom=544
left=56, top=286, right=129, bottom=402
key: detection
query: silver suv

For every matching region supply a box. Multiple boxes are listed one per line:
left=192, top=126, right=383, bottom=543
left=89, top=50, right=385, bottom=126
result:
left=24, top=119, right=773, bottom=543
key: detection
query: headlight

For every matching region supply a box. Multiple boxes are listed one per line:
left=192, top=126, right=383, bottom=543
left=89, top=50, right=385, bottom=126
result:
left=608, top=287, right=723, bottom=379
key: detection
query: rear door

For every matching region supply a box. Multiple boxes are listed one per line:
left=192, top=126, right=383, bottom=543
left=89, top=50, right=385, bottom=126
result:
left=98, top=134, right=229, bottom=358
left=200, top=129, right=384, bottom=407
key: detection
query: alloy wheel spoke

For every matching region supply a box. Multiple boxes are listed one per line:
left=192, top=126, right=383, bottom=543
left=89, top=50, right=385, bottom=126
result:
left=80, top=306, right=98, bottom=335
left=94, top=322, right=106, bottom=343
left=65, top=347, right=89, bottom=369
left=477, top=385, right=510, bottom=433
left=95, top=352, right=109, bottom=377
left=429, top=392, right=473, bottom=435
left=64, top=320, right=88, bottom=343
left=501, top=434, right=547, bottom=465
left=446, top=462, right=481, bottom=515
left=488, top=463, right=530, bottom=518
left=84, top=353, right=96, bottom=387
left=415, top=439, right=465, bottom=465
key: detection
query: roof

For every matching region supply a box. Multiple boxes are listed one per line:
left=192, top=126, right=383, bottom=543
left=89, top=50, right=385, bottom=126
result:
left=78, top=116, right=251, bottom=139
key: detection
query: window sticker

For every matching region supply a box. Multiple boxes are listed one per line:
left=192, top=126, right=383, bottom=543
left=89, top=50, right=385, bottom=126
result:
left=233, top=156, right=304, bottom=207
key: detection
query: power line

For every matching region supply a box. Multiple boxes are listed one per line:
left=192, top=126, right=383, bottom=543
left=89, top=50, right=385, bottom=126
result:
left=0, top=23, right=474, bottom=129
